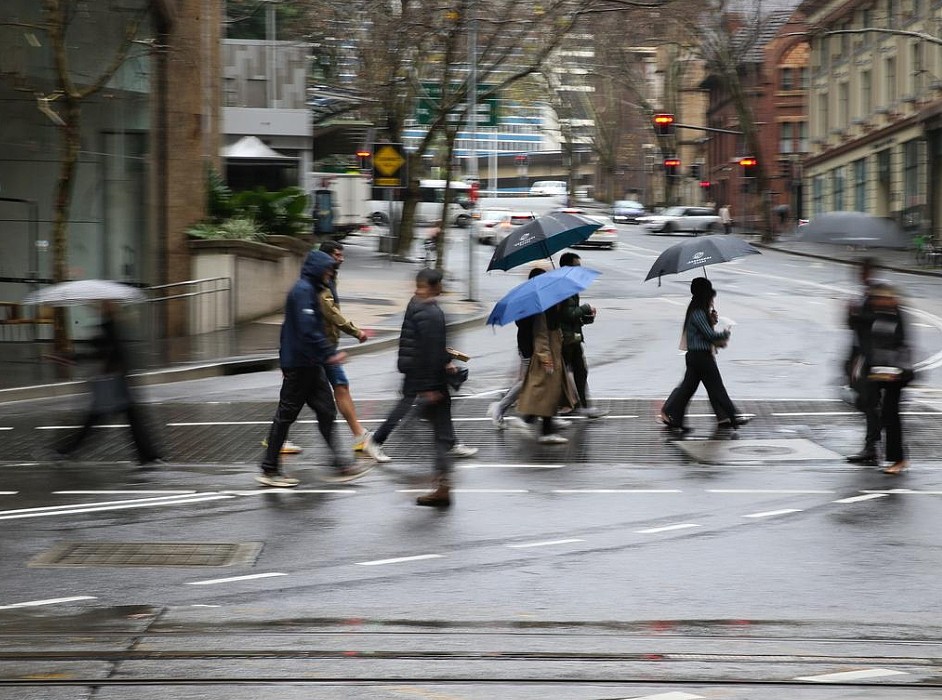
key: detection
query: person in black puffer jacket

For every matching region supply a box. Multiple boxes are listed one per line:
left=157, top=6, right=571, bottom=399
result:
left=365, top=269, right=460, bottom=507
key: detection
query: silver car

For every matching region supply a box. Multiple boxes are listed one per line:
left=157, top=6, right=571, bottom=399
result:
left=640, top=206, right=721, bottom=235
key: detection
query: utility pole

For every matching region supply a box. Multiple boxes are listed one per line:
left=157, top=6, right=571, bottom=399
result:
left=465, top=2, right=478, bottom=302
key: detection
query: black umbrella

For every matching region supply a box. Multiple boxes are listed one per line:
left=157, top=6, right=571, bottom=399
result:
left=644, top=234, right=761, bottom=284
left=486, top=212, right=601, bottom=271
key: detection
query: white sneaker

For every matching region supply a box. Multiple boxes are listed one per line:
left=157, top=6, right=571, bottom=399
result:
left=364, top=435, right=392, bottom=463
left=552, top=417, right=572, bottom=430
left=486, top=401, right=504, bottom=428
left=255, top=472, right=300, bottom=488
left=448, top=443, right=479, bottom=458
left=537, top=433, right=569, bottom=445
left=261, top=438, right=303, bottom=454
left=352, top=431, right=370, bottom=452
left=507, top=418, right=537, bottom=439
left=578, top=407, right=609, bottom=419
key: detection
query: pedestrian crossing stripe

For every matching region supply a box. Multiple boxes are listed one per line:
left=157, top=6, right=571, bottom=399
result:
left=794, top=668, right=908, bottom=682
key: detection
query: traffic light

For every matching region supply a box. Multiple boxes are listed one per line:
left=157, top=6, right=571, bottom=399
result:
left=664, top=157, right=680, bottom=177
left=514, top=153, right=528, bottom=166
left=689, top=163, right=702, bottom=179
left=699, top=181, right=712, bottom=190
left=739, top=156, right=758, bottom=177
left=356, top=149, right=371, bottom=170
left=653, top=113, right=675, bottom=136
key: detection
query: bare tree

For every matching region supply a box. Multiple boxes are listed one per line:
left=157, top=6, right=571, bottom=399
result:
left=1, top=1, right=149, bottom=351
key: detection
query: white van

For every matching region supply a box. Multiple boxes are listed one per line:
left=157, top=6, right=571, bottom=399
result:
left=529, top=180, right=568, bottom=197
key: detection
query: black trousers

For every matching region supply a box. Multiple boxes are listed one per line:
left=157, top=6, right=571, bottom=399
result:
left=665, top=350, right=737, bottom=426
left=562, top=342, right=589, bottom=408
left=261, top=366, right=340, bottom=472
left=373, top=384, right=456, bottom=448
left=859, top=380, right=904, bottom=461
left=58, top=400, right=160, bottom=465
left=420, top=392, right=455, bottom=477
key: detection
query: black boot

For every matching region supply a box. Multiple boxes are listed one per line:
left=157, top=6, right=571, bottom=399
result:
left=846, top=448, right=878, bottom=466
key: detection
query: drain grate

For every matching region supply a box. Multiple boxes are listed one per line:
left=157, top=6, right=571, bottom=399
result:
left=675, top=439, right=844, bottom=465
left=29, top=542, right=262, bottom=568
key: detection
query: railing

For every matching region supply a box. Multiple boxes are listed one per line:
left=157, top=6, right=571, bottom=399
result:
left=146, top=277, right=233, bottom=335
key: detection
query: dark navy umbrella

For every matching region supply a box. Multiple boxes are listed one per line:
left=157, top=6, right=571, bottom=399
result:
left=486, top=212, right=602, bottom=271
left=486, top=265, right=600, bottom=326
left=796, top=211, right=910, bottom=249
left=644, top=234, right=760, bottom=284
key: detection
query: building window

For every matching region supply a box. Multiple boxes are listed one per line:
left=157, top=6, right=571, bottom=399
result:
left=832, top=167, right=846, bottom=210
left=912, top=41, right=925, bottom=94
left=798, top=122, right=809, bottom=153
left=780, top=122, right=794, bottom=153
left=887, top=0, right=897, bottom=27
left=861, top=69, right=872, bottom=116
left=839, top=82, right=850, bottom=125
left=813, top=175, right=825, bottom=216
left=903, top=138, right=923, bottom=207
left=818, top=92, right=829, bottom=136
left=862, top=8, right=873, bottom=44
left=853, top=158, right=867, bottom=211
left=799, top=67, right=809, bottom=89
left=886, top=55, right=897, bottom=104
left=781, top=67, right=794, bottom=90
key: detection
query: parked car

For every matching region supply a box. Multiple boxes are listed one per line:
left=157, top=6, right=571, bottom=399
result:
left=494, top=211, right=538, bottom=245
left=573, top=215, right=618, bottom=249
left=529, top=180, right=568, bottom=197
left=610, top=199, right=646, bottom=224
left=475, top=209, right=513, bottom=244
left=639, top=206, right=721, bottom=235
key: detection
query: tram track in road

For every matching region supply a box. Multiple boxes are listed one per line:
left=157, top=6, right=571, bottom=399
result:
left=0, top=632, right=940, bottom=692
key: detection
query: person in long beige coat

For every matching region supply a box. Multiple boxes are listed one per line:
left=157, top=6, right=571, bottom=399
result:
left=516, top=305, right=577, bottom=444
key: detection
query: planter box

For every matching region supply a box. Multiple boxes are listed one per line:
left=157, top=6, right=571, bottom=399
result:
left=189, top=238, right=308, bottom=328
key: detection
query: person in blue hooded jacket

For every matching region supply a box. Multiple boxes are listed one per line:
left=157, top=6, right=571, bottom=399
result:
left=256, top=250, right=367, bottom=487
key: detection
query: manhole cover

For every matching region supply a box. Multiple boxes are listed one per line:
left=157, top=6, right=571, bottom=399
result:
left=30, top=542, right=262, bottom=568
left=675, top=439, right=843, bottom=465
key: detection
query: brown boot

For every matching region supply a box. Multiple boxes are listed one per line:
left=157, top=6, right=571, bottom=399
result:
left=416, top=478, right=451, bottom=508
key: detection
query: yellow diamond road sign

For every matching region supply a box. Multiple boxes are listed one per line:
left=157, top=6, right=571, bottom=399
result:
left=374, top=145, right=405, bottom=177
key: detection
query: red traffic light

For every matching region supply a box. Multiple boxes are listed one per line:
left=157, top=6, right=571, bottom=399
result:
left=699, top=181, right=711, bottom=189
left=355, top=150, right=371, bottom=158
left=663, top=158, right=681, bottom=167
left=653, top=114, right=675, bottom=136
left=738, top=157, right=757, bottom=168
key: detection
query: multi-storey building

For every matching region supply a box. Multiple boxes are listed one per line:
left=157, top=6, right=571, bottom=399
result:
left=701, top=6, right=808, bottom=229
left=800, top=0, right=942, bottom=239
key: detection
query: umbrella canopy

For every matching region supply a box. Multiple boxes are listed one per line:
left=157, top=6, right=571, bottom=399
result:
left=486, top=212, right=602, bottom=271
left=795, top=211, right=910, bottom=249
left=644, top=235, right=760, bottom=283
left=22, top=280, right=146, bottom=307
left=486, top=265, right=600, bottom=326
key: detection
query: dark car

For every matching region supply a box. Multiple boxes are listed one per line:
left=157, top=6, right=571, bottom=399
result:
left=611, top=199, right=646, bottom=224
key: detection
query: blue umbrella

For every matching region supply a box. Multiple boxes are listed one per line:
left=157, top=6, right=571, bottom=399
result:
left=486, top=212, right=602, bottom=271
left=486, top=266, right=601, bottom=326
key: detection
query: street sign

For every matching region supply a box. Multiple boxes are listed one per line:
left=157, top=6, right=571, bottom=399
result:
left=416, top=83, right=499, bottom=127
left=372, top=143, right=406, bottom=188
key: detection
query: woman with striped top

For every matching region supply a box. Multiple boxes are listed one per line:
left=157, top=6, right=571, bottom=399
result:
left=660, top=277, right=746, bottom=432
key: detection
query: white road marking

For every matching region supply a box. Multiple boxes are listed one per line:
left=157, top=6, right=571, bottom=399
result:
left=0, top=596, right=97, bottom=610
left=167, top=421, right=268, bottom=426
left=507, top=538, right=585, bottom=549
left=912, top=322, right=934, bottom=327
left=36, top=424, right=129, bottom=430
left=834, top=493, right=888, bottom=504
left=0, top=492, right=17, bottom=495
left=708, top=489, right=834, bottom=494
left=0, top=494, right=233, bottom=520
left=794, top=668, right=908, bottom=682
left=743, top=508, right=803, bottom=519
left=0, top=427, right=12, bottom=431
left=862, top=489, right=942, bottom=495
left=54, top=490, right=197, bottom=495
left=223, top=489, right=357, bottom=495
left=395, top=489, right=529, bottom=494
left=356, top=554, right=444, bottom=567
left=187, top=572, right=287, bottom=586
left=459, top=463, right=564, bottom=469
left=772, top=411, right=858, bottom=416
left=621, top=693, right=705, bottom=700
left=657, top=297, right=687, bottom=307
left=636, top=524, right=701, bottom=534
left=554, top=489, right=682, bottom=494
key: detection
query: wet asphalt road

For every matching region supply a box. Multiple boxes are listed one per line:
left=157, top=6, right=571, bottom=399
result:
left=1, top=221, right=942, bottom=698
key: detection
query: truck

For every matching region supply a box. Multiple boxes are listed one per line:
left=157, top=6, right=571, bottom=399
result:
left=309, top=172, right=372, bottom=239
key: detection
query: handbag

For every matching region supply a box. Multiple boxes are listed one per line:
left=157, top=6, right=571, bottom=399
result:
left=447, top=365, right=469, bottom=391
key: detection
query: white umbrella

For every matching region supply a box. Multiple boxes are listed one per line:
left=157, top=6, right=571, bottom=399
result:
left=21, top=279, right=145, bottom=307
